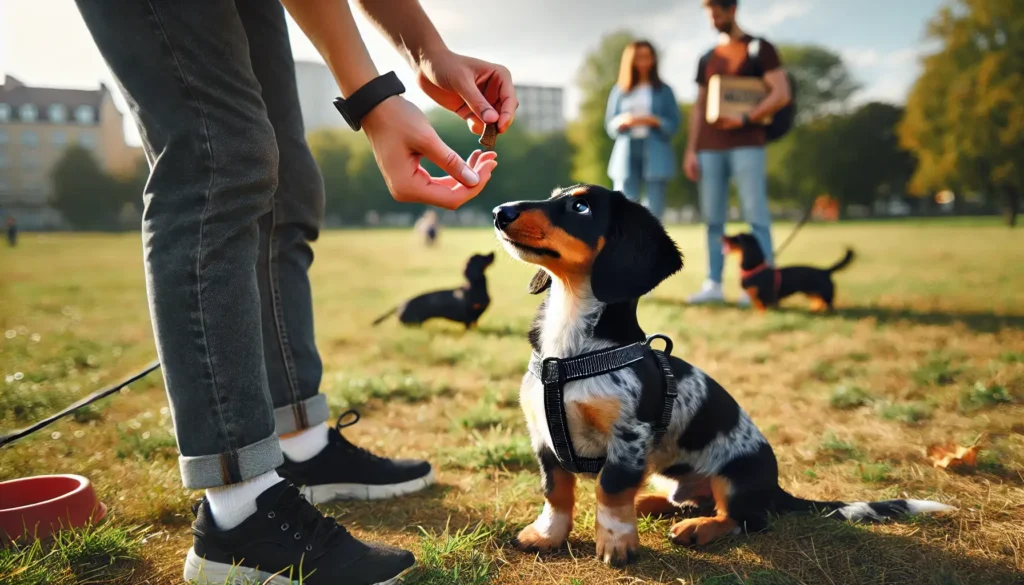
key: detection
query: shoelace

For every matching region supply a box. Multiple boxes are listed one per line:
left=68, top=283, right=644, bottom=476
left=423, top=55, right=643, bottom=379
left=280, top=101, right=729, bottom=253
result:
left=272, top=485, right=349, bottom=553
left=333, top=410, right=390, bottom=463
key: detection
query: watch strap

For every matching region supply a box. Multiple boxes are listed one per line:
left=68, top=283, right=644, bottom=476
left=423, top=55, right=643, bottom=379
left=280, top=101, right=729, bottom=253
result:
left=333, top=71, right=405, bottom=131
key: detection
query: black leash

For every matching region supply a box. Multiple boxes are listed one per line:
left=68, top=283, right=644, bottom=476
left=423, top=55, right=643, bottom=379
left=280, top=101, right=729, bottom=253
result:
left=0, top=361, right=161, bottom=449
left=772, top=199, right=815, bottom=260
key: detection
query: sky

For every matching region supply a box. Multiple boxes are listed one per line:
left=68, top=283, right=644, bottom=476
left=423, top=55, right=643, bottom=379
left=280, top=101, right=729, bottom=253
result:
left=0, top=0, right=946, bottom=147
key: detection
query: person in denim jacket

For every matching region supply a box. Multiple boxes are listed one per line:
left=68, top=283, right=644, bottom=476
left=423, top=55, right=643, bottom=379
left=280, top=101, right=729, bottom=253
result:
left=605, top=40, right=681, bottom=221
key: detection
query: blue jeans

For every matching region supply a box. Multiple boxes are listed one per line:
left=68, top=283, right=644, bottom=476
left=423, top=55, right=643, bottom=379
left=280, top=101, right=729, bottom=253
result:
left=697, top=147, right=774, bottom=283
left=76, top=0, right=329, bottom=489
left=613, top=139, right=667, bottom=220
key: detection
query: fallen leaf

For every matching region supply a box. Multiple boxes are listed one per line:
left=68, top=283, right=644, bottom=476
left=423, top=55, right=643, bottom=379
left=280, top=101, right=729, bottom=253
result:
left=927, top=442, right=980, bottom=470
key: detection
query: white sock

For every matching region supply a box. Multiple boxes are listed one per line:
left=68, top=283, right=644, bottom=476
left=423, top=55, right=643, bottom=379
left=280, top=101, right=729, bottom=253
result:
left=279, top=423, right=329, bottom=463
left=206, top=471, right=283, bottom=531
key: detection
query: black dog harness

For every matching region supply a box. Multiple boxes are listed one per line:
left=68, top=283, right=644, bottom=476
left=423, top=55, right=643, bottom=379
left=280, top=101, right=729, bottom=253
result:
left=527, top=334, right=677, bottom=474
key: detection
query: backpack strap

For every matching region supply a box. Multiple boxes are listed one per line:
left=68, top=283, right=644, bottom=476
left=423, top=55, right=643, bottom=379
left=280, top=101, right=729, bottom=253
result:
left=745, top=36, right=764, bottom=77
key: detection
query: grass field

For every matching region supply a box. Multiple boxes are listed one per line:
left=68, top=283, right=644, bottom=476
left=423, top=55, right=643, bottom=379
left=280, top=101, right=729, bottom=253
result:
left=2, top=218, right=1023, bottom=585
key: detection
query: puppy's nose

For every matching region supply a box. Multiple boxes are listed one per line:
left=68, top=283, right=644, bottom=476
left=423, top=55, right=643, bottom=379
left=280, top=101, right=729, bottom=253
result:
left=493, top=205, right=520, bottom=229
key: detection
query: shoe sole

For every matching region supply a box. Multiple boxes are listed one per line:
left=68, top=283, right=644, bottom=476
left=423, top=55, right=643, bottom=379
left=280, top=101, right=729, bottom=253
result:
left=299, top=469, right=436, bottom=504
left=184, top=549, right=414, bottom=584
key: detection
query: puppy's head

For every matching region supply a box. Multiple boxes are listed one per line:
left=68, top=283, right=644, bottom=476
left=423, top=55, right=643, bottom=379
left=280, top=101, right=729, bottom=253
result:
left=493, top=184, right=682, bottom=303
left=465, top=252, right=495, bottom=279
left=722, top=233, right=765, bottom=263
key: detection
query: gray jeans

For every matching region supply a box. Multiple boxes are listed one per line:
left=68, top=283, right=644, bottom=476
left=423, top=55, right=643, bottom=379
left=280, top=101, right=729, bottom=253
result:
left=76, top=0, right=330, bottom=489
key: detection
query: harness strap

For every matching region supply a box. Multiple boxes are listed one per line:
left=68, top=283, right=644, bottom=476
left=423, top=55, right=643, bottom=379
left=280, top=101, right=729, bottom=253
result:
left=528, top=334, right=676, bottom=475
left=740, top=262, right=783, bottom=304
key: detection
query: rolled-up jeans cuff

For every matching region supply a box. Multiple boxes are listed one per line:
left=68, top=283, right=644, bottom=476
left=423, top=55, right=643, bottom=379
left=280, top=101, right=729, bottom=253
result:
left=179, top=434, right=284, bottom=489
left=273, top=393, right=330, bottom=435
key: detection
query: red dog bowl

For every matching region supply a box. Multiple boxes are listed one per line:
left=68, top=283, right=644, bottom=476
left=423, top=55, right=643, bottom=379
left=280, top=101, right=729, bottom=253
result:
left=0, top=474, right=107, bottom=543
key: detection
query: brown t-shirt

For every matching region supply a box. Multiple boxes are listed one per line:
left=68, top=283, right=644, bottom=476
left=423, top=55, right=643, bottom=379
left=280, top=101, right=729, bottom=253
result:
left=696, top=35, right=782, bottom=151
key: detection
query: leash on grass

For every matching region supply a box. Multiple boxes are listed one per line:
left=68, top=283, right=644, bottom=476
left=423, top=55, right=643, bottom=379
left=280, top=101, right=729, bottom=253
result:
left=771, top=198, right=815, bottom=260
left=0, top=361, right=161, bottom=449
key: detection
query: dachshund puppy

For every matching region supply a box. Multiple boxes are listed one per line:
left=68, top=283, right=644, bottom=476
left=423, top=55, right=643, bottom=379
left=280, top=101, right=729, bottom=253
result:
left=723, top=232, right=854, bottom=312
left=372, top=252, right=494, bottom=329
left=494, top=185, right=954, bottom=566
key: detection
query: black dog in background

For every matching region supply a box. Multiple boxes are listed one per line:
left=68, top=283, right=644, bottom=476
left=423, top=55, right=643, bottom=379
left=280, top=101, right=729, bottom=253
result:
left=723, top=232, right=853, bottom=311
left=373, top=252, right=495, bottom=328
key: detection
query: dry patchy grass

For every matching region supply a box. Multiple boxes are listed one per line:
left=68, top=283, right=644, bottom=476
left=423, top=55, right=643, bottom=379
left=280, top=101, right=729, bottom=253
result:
left=2, top=219, right=1023, bottom=584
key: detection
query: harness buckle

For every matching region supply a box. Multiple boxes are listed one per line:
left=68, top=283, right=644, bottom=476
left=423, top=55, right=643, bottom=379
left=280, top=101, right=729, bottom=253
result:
left=541, top=357, right=562, bottom=385
left=645, top=333, right=673, bottom=356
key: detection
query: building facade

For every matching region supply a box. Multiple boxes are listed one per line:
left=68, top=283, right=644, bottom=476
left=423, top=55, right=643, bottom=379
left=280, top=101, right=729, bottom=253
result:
left=513, top=84, right=565, bottom=134
left=294, top=60, right=347, bottom=133
left=0, top=75, right=142, bottom=229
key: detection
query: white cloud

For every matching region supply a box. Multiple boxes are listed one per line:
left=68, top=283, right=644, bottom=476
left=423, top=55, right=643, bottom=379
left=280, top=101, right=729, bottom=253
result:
left=844, top=46, right=924, bottom=104
left=746, top=0, right=814, bottom=29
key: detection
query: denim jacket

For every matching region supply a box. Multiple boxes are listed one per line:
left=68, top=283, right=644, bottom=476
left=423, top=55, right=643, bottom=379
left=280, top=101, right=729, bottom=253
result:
left=605, top=83, right=681, bottom=182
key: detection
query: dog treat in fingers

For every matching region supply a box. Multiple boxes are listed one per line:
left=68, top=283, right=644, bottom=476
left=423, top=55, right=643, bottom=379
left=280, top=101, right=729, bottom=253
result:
left=479, top=123, right=498, bottom=151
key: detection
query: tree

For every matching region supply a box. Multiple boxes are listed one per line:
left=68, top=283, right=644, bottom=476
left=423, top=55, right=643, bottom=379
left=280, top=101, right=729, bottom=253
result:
left=50, top=146, right=127, bottom=230
left=776, top=44, right=860, bottom=123
left=899, top=0, right=1023, bottom=226
left=567, top=30, right=634, bottom=186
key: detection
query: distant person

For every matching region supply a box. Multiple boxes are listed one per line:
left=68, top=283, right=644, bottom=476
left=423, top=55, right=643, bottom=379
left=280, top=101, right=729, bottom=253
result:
left=5, top=216, right=16, bottom=247
left=684, top=0, right=791, bottom=305
left=414, top=209, right=440, bottom=246
left=605, top=40, right=681, bottom=221
left=73, top=0, right=515, bottom=583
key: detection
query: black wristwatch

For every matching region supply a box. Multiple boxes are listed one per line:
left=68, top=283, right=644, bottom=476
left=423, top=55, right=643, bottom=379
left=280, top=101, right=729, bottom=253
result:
left=333, top=71, right=406, bottom=131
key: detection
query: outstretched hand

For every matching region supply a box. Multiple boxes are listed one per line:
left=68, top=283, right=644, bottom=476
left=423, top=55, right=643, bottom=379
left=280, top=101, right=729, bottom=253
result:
left=362, top=96, right=498, bottom=210
left=416, top=49, right=518, bottom=135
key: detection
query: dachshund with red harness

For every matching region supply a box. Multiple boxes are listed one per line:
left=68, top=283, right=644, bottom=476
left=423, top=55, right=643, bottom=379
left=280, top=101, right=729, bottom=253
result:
left=723, top=232, right=854, bottom=312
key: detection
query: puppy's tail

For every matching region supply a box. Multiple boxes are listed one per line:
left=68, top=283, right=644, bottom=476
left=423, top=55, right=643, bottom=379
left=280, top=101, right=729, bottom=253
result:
left=773, top=487, right=956, bottom=522
left=827, top=248, right=855, bottom=273
left=371, top=307, right=397, bottom=326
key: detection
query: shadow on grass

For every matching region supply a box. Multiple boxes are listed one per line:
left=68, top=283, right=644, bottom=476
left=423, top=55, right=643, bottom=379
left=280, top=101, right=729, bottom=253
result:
left=511, top=513, right=1021, bottom=585
left=645, top=298, right=1024, bottom=334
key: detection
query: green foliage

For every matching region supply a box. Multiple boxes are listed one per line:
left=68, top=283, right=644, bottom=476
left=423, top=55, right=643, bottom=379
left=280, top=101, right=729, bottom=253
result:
left=410, top=522, right=495, bottom=585
left=899, top=0, right=1024, bottom=226
left=776, top=44, right=861, bottom=123
left=0, top=523, right=145, bottom=585
left=49, top=146, right=137, bottom=231
left=878, top=401, right=933, bottom=423
left=830, top=385, right=873, bottom=410
left=959, top=381, right=1013, bottom=412
left=567, top=30, right=635, bottom=186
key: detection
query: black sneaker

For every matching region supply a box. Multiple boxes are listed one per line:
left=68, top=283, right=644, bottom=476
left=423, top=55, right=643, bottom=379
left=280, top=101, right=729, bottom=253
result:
left=277, top=410, right=434, bottom=504
left=183, top=480, right=414, bottom=585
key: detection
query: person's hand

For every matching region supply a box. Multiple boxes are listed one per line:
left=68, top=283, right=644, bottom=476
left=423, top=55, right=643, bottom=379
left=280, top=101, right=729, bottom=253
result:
left=613, top=113, right=636, bottom=132
left=715, top=115, right=744, bottom=130
left=415, top=49, right=517, bottom=135
left=633, top=114, right=661, bottom=127
left=683, top=149, right=700, bottom=182
left=362, top=96, right=499, bottom=210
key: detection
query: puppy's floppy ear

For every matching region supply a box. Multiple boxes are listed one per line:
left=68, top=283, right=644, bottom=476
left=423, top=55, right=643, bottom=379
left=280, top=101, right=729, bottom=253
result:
left=591, top=195, right=683, bottom=303
left=528, top=269, right=552, bottom=295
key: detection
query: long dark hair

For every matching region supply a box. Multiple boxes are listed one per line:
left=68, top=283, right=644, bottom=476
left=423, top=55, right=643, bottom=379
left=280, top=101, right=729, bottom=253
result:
left=617, top=40, right=662, bottom=92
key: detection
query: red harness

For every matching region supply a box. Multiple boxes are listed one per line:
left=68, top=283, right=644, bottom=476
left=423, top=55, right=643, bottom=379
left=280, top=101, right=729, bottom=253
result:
left=740, top=263, right=782, bottom=301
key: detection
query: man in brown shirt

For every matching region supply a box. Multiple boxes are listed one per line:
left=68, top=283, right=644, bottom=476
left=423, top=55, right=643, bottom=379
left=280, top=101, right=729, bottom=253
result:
left=684, top=0, right=791, bottom=305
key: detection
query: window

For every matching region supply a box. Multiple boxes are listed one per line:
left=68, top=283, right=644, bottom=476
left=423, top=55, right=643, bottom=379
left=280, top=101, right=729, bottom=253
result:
left=75, top=105, right=94, bottom=124
left=49, top=104, right=67, bottom=123
left=0, top=103, right=9, bottom=122
left=0, top=153, right=7, bottom=168
left=0, top=129, right=7, bottom=144
left=19, top=104, right=38, bottom=122
left=52, top=130, right=67, bottom=146
left=78, top=131, right=97, bottom=150
left=20, top=131, right=39, bottom=147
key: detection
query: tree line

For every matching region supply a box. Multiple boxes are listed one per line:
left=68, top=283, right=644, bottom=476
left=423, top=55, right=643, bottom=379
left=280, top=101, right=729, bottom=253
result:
left=51, top=0, right=1019, bottom=229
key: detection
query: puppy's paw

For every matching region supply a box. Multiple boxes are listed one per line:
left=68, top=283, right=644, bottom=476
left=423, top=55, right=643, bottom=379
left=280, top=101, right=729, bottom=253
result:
left=514, top=523, right=568, bottom=553
left=595, top=525, right=639, bottom=567
left=669, top=516, right=738, bottom=547
left=634, top=493, right=677, bottom=518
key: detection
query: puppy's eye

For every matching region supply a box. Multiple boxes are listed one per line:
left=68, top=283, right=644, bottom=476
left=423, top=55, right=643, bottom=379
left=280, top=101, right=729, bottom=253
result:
left=571, top=199, right=591, bottom=215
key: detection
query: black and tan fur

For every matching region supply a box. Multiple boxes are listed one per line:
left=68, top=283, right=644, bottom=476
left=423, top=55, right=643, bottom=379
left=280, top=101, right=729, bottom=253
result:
left=723, top=232, right=854, bottom=312
left=494, top=186, right=955, bottom=567
left=372, top=252, right=494, bottom=329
